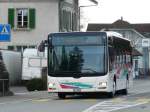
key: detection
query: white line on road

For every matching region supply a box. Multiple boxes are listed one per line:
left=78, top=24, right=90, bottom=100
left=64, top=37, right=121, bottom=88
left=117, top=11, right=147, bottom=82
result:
left=82, top=100, right=147, bottom=112
left=0, top=99, right=34, bottom=105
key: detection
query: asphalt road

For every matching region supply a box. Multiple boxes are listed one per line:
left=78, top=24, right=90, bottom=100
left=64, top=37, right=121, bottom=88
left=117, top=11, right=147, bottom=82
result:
left=0, top=79, right=150, bottom=112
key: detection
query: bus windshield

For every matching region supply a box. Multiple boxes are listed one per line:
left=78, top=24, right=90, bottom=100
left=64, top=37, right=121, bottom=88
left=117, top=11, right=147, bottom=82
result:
left=48, top=32, right=107, bottom=77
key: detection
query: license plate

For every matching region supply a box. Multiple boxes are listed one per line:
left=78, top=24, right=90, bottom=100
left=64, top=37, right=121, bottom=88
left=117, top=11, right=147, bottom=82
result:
left=73, top=88, right=81, bottom=92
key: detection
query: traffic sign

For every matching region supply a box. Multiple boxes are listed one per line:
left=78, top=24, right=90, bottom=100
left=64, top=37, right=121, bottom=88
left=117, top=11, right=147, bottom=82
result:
left=0, top=24, right=11, bottom=41
left=142, top=39, right=150, bottom=47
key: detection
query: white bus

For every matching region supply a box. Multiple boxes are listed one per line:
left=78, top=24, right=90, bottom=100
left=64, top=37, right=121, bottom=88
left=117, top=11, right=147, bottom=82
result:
left=47, top=31, right=133, bottom=98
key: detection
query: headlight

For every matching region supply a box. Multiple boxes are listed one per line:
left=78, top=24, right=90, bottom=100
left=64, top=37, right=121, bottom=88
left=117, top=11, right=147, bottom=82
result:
left=48, top=83, right=55, bottom=88
left=99, top=82, right=107, bottom=87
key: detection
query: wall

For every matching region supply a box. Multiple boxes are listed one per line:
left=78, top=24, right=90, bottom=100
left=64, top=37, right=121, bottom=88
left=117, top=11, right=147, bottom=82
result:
left=0, top=0, right=59, bottom=49
left=1, top=50, right=22, bottom=85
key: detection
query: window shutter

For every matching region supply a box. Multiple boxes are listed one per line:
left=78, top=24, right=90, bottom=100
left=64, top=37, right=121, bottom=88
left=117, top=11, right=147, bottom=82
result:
left=66, top=11, right=69, bottom=31
left=63, top=10, right=67, bottom=32
left=8, top=8, right=15, bottom=28
left=73, top=13, right=77, bottom=31
left=29, top=8, right=36, bottom=29
left=59, top=10, right=63, bottom=32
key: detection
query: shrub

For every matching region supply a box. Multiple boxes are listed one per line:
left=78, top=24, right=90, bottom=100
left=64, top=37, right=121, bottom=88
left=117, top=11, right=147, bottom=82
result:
left=26, top=78, right=44, bottom=91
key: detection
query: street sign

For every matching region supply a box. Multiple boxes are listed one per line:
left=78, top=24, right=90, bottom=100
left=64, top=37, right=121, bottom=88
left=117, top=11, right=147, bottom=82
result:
left=142, top=39, right=150, bottom=47
left=0, top=24, right=11, bottom=41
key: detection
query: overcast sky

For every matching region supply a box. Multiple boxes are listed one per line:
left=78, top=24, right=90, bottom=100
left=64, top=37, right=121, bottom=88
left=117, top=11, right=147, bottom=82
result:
left=81, top=0, right=150, bottom=24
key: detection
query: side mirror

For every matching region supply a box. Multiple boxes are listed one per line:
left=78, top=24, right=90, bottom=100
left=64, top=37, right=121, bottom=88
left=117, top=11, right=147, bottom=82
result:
left=38, top=40, right=45, bottom=52
left=47, top=34, right=53, bottom=53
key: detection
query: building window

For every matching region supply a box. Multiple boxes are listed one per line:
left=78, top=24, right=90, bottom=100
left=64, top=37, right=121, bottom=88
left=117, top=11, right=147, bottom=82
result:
left=8, top=8, right=36, bottom=29
left=16, top=46, right=22, bottom=52
left=8, top=45, right=36, bottom=52
left=8, top=46, right=14, bottom=50
left=29, top=46, right=36, bottom=48
left=59, top=1, right=78, bottom=32
left=60, top=9, right=77, bottom=32
left=23, top=46, right=28, bottom=50
left=17, top=9, right=28, bottom=28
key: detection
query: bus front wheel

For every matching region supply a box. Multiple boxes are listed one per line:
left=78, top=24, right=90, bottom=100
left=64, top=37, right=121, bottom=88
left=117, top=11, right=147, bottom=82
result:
left=108, top=81, right=116, bottom=98
left=58, top=93, right=66, bottom=99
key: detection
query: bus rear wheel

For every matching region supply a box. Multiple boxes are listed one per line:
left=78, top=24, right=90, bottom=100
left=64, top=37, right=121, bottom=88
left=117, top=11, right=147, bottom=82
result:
left=122, top=79, right=129, bottom=95
left=58, top=93, right=66, bottom=99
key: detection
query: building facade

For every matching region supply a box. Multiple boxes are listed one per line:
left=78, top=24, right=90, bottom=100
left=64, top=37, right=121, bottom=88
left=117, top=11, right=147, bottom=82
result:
left=0, top=0, right=79, bottom=52
left=87, top=19, right=150, bottom=78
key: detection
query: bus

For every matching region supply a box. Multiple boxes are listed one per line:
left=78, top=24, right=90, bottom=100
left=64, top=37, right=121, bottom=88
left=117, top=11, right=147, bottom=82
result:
left=47, top=31, right=133, bottom=98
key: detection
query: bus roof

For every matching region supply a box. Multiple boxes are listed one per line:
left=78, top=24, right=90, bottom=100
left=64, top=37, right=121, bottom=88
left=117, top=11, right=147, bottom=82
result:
left=49, top=31, right=130, bottom=42
left=106, top=31, right=130, bottom=41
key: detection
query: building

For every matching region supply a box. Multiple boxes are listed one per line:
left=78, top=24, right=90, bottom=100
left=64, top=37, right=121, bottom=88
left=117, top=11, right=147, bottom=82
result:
left=0, top=0, right=98, bottom=52
left=0, top=0, right=98, bottom=86
left=87, top=18, right=150, bottom=77
left=0, top=0, right=80, bottom=52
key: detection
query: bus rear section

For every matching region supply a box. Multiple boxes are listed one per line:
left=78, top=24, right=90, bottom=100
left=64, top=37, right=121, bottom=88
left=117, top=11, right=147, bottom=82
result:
left=47, top=32, right=133, bottom=98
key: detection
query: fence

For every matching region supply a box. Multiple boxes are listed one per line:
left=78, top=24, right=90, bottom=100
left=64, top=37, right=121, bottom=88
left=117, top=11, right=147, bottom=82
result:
left=0, top=79, right=9, bottom=96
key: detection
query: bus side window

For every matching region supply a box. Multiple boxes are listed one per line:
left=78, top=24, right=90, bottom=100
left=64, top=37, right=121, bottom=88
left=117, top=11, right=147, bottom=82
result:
left=109, top=47, right=115, bottom=71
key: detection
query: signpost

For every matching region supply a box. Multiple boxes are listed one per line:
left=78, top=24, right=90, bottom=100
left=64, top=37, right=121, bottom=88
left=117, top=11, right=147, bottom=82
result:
left=0, top=24, right=11, bottom=41
left=142, top=39, right=150, bottom=47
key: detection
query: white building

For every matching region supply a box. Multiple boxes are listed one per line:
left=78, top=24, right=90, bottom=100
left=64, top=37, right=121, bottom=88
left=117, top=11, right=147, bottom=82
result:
left=0, top=0, right=79, bottom=51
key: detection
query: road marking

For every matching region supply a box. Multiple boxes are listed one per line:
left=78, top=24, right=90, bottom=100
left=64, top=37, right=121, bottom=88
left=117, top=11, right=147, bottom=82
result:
left=111, top=98, right=124, bottom=103
left=82, top=99, right=148, bottom=112
left=136, top=98, right=150, bottom=103
left=63, top=99, right=73, bottom=102
left=0, top=99, right=33, bottom=105
left=32, top=99, right=50, bottom=102
left=14, top=92, right=30, bottom=95
left=83, top=99, right=98, bottom=102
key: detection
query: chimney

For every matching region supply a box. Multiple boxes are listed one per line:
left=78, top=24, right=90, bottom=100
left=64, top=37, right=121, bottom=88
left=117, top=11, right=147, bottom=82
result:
left=121, top=16, right=123, bottom=21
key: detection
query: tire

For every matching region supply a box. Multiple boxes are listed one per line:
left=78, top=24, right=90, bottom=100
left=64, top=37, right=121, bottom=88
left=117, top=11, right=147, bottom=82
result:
left=122, top=79, right=129, bottom=95
left=58, top=93, right=66, bottom=99
left=108, top=81, right=116, bottom=98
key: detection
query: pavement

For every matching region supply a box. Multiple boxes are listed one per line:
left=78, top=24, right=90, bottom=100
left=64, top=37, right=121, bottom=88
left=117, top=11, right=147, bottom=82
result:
left=129, top=77, right=150, bottom=94
left=10, top=86, right=28, bottom=94
left=0, top=86, right=51, bottom=104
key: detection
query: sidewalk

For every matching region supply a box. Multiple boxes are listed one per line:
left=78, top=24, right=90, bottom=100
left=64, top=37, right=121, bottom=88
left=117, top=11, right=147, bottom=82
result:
left=10, top=86, right=28, bottom=94
left=129, top=78, right=150, bottom=94
left=0, top=86, right=51, bottom=104
left=9, top=86, right=50, bottom=98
